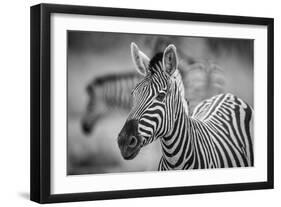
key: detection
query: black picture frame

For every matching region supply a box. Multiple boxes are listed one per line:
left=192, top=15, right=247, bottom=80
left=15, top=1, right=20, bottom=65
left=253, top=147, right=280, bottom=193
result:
left=30, top=3, right=274, bottom=204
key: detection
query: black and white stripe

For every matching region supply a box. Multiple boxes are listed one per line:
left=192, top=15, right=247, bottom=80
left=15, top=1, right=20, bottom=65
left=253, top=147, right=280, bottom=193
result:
left=158, top=93, right=253, bottom=170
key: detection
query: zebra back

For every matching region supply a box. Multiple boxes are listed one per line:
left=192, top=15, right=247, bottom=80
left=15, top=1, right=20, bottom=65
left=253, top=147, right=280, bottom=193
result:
left=191, top=93, right=254, bottom=167
left=88, top=72, right=141, bottom=110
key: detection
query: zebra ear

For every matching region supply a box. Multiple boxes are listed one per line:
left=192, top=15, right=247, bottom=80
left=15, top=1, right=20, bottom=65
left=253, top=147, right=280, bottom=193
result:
left=163, top=44, right=178, bottom=76
left=131, top=42, right=150, bottom=76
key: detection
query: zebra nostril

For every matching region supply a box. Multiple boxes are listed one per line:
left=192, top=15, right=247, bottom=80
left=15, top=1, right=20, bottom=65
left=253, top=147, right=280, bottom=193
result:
left=128, top=136, right=138, bottom=148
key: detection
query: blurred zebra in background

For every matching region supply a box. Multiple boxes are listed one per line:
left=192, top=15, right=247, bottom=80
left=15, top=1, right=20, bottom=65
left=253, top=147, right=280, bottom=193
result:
left=184, top=61, right=225, bottom=114
left=81, top=72, right=141, bottom=134
left=81, top=37, right=225, bottom=135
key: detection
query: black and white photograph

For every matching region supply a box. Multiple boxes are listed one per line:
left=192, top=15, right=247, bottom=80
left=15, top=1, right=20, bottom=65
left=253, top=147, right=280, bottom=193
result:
left=29, top=3, right=274, bottom=204
left=0, top=0, right=279, bottom=206
left=67, top=31, right=254, bottom=175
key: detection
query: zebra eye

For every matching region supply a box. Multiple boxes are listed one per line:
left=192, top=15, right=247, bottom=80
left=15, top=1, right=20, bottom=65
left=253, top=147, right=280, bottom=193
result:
left=156, top=92, right=166, bottom=101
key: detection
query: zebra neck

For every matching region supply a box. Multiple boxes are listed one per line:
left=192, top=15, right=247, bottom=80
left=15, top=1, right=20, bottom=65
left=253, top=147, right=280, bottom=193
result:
left=160, top=105, right=195, bottom=170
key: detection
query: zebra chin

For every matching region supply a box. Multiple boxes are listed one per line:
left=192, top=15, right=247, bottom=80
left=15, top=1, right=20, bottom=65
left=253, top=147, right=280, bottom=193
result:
left=121, top=147, right=141, bottom=160
left=117, top=119, right=144, bottom=160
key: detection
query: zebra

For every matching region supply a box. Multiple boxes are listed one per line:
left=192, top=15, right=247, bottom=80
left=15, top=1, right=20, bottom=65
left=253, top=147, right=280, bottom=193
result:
left=184, top=61, right=225, bottom=114
left=81, top=59, right=225, bottom=135
left=117, top=42, right=253, bottom=170
left=81, top=72, right=141, bottom=134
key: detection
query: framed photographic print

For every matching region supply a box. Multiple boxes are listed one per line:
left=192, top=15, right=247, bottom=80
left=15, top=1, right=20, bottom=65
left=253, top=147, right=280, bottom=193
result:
left=30, top=3, right=274, bottom=203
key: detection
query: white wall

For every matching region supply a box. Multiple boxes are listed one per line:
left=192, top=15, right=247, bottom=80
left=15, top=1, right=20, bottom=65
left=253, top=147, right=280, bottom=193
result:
left=0, top=0, right=279, bottom=206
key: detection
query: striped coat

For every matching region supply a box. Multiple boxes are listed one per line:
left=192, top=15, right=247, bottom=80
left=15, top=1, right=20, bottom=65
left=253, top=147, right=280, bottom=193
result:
left=117, top=43, right=253, bottom=170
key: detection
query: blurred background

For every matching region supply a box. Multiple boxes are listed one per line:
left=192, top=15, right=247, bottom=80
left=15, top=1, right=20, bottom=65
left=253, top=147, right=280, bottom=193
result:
left=67, top=31, right=253, bottom=175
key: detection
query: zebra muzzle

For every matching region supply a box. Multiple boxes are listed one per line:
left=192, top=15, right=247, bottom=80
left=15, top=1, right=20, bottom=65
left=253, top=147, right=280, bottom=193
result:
left=128, top=136, right=138, bottom=148
left=117, top=119, right=143, bottom=160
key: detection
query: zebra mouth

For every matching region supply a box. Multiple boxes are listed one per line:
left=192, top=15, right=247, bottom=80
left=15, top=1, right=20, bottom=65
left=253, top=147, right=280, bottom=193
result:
left=121, top=137, right=144, bottom=160
left=123, top=148, right=141, bottom=160
left=117, top=119, right=145, bottom=160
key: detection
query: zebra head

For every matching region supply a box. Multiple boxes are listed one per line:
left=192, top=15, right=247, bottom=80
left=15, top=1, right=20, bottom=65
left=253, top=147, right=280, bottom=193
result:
left=118, top=43, right=188, bottom=160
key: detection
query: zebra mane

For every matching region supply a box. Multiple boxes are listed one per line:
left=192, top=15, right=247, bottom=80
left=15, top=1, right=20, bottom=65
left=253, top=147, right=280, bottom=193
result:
left=171, top=69, right=189, bottom=116
left=92, top=72, right=140, bottom=86
left=149, top=52, right=163, bottom=74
